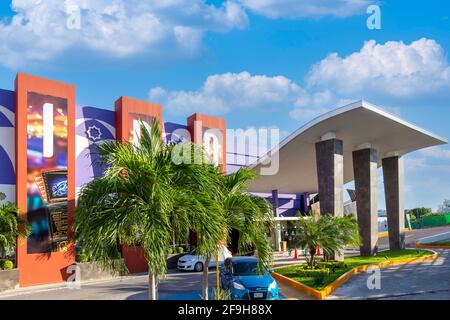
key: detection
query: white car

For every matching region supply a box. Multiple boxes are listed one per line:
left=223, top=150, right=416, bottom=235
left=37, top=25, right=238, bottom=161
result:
left=177, top=245, right=232, bottom=272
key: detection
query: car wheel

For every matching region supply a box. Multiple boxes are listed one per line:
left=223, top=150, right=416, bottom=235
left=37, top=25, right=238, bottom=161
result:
left=194, top=262, right=204, bottom=272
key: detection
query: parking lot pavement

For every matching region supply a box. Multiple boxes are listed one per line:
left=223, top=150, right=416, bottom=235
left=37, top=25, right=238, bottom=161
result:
left=327, top=249, right=450, bottom=300
left=0, top=269, right=295, bottom=300
left=0, top=270, right=218, bottom=300
left=2, top=227, right=449, bottom=300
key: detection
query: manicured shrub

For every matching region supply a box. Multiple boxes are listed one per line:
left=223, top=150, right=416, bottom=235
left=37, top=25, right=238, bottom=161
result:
left=0, top=259, right=14, bottom=270
left=76, top=253, right=89, bottom=263
left=313, top=271, right=328, bottom=286
left=316, top=261, right=346, bottom=270
left=281, top=267, right=330, bottom=279
left=177, top=247, right=184, bottom=254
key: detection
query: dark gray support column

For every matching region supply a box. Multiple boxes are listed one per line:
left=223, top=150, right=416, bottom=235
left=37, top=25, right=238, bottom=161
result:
left=315, top=139, right=344, bottom=218
left=353, top=148, right=378, bottom=256
left=271, top=190, right=281, bottom=251
left=272, top=189, right=279, bottom=218
left=382, top=156, right=405, bottom=250
left=301, top=192, right=310, bottom=214
left=315, top=138, right=344, bottom=261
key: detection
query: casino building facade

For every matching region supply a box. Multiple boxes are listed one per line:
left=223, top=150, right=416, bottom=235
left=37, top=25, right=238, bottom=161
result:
left=0, top=73, right=447, bottom=288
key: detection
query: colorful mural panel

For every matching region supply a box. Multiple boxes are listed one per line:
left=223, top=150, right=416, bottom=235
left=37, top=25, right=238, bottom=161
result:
left=26, top=92, right=69, bottom=254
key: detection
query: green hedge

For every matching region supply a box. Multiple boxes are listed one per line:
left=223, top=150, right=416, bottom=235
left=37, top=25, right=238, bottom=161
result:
left=316, top=261, right=346, bottom=270
left=0, top=259, right=14, bottom=270
left=411, top=213, right=450, bottom=229
left=444, top=213, right=450, bottom=224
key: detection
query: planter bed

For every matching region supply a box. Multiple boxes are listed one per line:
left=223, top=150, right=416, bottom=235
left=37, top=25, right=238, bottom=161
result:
left=274, top=249, right=436, bottom=299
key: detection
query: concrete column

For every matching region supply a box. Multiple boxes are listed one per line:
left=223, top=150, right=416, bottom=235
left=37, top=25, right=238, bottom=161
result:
left=315, top=138, right=344, bottom=261
left=274, top=221, right=282, bottom=252
left=352, top=148, right=378, bottom=256
left=301, top=192, right=310, bottom=214
left=382, top=156, right=405, bottom=250
left=272, top=189, right=279, bottom=218
left=315, top=139, right=344, bottom=218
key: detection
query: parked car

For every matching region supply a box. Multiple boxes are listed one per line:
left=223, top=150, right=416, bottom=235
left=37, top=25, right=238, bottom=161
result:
left=219, top=256, right=279, bottom=300
left=177, top=245, right=232, bottom=272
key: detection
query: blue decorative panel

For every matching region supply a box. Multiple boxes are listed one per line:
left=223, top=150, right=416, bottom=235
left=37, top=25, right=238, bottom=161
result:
left=0, top=89, right=16, bottom=203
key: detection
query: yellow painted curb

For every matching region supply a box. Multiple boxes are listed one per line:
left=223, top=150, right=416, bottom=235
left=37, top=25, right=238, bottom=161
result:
left=413, top=240, right=450, bottom=249
left=378, top=228, right=412, bottom=239
left=273, top=252, right=438, bottom=300
left=272, top=272, right=325, bottom=300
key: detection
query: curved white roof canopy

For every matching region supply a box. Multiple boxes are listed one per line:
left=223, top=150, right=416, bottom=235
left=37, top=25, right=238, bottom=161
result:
left=248, top=100, right=448, bottom=194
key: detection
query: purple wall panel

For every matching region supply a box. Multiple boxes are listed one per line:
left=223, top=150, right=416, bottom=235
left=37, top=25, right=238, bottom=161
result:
left=75, top=106, right=115, bottom=190
left=0, top=89, right=15, bottom=203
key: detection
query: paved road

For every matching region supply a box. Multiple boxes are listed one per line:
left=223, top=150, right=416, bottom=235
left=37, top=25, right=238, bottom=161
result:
left=327, top=249, right=450, bottom=300
left=0, top=270, right=297, bottom=300
left=1, top=227, right=449, bottom=300
left=326, top=227, right=450, bottom=300
left=379, top=226, right=450, bottom=249
left=0, top=270, right=218, bottom=300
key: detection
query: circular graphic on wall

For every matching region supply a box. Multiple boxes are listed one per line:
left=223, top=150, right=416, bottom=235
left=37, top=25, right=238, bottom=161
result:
left=86, top=125, right=103, bottom=142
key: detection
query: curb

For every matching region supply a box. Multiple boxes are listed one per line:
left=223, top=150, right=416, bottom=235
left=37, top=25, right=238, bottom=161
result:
left=0, top=273, right=147, bottom=298
left=378, top=228, right=412, bottom=239
left=272, top=251, right=439, bottom=300
left=413, top=240, right=450, bottom=249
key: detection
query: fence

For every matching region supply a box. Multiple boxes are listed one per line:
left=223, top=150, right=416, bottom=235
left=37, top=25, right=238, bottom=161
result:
left=411, top=213, right=450, bottom=229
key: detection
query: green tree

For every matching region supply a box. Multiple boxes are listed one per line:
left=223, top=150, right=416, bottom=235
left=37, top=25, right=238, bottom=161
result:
left=405, top=207, right=433, bottom=220
left=292, top=213, right=361, bottom=267
left=0, top=202, right=30, bottom=259
left=199, top=168, right=274, bottom=299
left=75, top=121, right=225, bottom=300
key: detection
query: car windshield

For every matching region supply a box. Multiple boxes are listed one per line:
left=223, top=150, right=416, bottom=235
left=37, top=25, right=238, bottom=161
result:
left=188, top=248, right=206, bottom=257
left=232, top=261, right=267, bottom=276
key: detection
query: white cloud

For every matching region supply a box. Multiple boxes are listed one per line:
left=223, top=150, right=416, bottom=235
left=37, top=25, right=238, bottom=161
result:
left=420, top=146, right=450, bottom=160
left=0, top=0, right=248, bottom=68
left=149, top=71, right=356, bottom=121
left=149, top=71, right=307, bottom=115
left=240, top=0, right=371, bottom=19
left=150, top=38, right=450, bottom=123
left=306, top=38, right=450, bottom=97
left=290, top=90, right=352, bottom=121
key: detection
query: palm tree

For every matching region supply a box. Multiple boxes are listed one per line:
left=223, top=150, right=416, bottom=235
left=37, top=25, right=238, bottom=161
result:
left=292, top=213, right=360, bottom=267
left=199, top=168, right=274, bottom=299
left=75, top=121, right=225, bottom=300
left=0, top=202, right=30, bottom=259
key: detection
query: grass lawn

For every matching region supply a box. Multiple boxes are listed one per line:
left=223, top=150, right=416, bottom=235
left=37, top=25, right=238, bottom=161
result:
left=275, top=249, right=434, bottom=290
left=428, top=241, right=450, bottom=246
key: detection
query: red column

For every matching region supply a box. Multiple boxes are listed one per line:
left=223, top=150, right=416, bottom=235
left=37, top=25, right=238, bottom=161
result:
left=15, top=73, right=76, bottom=287
left=114, top=96, right=163, bottom=273
left=187, top=113, right=227, bottom=174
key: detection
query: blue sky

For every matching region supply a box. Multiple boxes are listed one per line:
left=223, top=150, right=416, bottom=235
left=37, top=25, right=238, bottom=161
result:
left=0, top=0, right=450, bottom=210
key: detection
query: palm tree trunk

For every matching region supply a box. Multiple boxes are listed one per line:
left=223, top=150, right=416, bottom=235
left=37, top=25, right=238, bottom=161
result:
left=215, top=251, right=220, bottom=294
left=202, top=255, right=211, bottom=300
left=309, top=248, right=316, bottom=267
left=148, top=273, right=158, bottom=300
left=0, top=245, right=5, bottom=259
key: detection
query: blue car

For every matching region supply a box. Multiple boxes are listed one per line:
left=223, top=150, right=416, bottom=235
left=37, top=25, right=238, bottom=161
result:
left=219, top=256, right=279, bottom=300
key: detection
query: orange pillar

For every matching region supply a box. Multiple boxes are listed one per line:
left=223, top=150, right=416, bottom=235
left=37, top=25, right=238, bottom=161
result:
left=114, top=96, right=163, bottom=273
left=187, top=113, right=227, bottom=174
left=15, top=73, right=76, bottom=287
